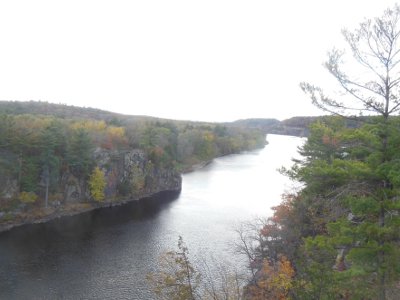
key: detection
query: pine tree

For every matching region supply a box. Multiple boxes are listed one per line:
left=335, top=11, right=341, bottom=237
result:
left=299, top=5, right=400, bottom=299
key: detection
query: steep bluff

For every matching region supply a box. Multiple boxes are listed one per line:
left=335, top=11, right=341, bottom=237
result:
left=63, top=148, right=182, bottom=203
left=0, top=101, right=268, bottom=231
left=0, top=148, right=182, bottom=232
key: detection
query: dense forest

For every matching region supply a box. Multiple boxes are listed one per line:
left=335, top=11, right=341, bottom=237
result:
left=0, top=101, right=266, bottom=230
left=148, top=5, right=400, bottom=300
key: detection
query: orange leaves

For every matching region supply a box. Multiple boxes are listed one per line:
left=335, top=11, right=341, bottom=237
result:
left=322, top=134, right=339, bottom=147
left=248, top=256, right=295, bottom=300
left=151, top=146, right=165, bottom=158
left=262, top=193, right=296, bottom=236
left=203, top=132, right=215, bottom=142
left=250, top=193, right=299, bottom=299
left=102, top=126, right=127, bottom=149
left=270, top=194, right=296, bottom=223
left=69, top=120, right=127, bottom=150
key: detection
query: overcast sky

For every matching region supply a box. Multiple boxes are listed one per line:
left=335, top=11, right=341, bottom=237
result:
left=0, top=0, right=398, bottom=122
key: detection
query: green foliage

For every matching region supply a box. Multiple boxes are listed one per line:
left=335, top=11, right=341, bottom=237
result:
left=125, top=120, right=265, bottom=171
left=20, top=157, right=39, bottom=193
left=2, top=212, right=15, bottom=222
left=40, top=122, right=63, bottom=207
left=293, top=236, right=339, bottom=300
left=67, top=128, right=94, bottom=179
left=88, top=167, right=106, bottom=202
left=252, top=117, right=400, bottom=298
left=0, top=114, right=15, bottom=149
left=117, top=179, right=131, bottom=196
left=292, top=120, right=400, bottom=297
left=295, top=8, right=400, bottom=298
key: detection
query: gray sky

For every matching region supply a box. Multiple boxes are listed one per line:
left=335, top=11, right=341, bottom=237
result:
left=0, top=0, right=398, bottom=122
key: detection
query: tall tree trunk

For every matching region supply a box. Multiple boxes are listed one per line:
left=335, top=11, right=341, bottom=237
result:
left=378, top=112, right=389, bottom=300
left=43, top=164, right=49, bottom=208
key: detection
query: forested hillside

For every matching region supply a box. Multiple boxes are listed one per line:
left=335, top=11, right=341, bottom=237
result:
left=231, top=117, right=317, bottom=137
left=0, top=101, right=266, bottom=230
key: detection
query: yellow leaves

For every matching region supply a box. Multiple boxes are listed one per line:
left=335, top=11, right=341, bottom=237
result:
left=103, top=126, right=127, bottom=149
left=70, top=120, right=107, bottom=132
left=12, top=115, right=56, bottom=143
left=107, top=126, right=125, bottom=139
left=203, top=132, right=215, bottom=142
left=88, top=167, right=106, bottom=201
left=19, top=191, right=38, bottom=203
left=69, top=120, right=127, bottom=149
left=70, top=120, right=125, bottom=138
left=248, top=256, right=295, bottom=300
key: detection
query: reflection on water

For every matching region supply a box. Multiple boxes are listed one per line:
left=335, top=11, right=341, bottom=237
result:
left=0, top=134, right=304, bottom=299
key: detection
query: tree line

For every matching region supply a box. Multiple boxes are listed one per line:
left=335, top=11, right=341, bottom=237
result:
left=0, top=110, right=265, bottom=220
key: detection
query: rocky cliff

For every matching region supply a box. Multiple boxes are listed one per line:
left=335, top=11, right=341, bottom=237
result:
left=0, top=148, right=181, bottom=232
left=62, top=148, right=181, bottom=204
left=0, top=101, right=266, bottom=231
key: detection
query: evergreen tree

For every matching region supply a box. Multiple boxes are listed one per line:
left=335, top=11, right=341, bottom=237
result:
left=298, top=5, right=400, bottom=298
left=39, top=122, right=63, bottom=208
left=67, top=128, right=94, bottom=180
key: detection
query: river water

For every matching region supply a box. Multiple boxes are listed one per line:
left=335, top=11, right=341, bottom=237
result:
left=0, top=134, right=304, bottom=299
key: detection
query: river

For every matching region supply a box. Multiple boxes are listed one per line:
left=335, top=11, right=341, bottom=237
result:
left=0, top=134, right=304, bottom=299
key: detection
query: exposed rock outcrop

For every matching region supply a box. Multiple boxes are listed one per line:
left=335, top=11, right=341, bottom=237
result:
left=55, top=148, right=182, bottom=204
left=0, top=148, right=181, bottom=232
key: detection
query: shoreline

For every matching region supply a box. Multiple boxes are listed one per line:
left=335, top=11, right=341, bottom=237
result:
left=0, top=145, right=265, bottom=234
left=0, top=188, right=182, bottom=233
left=181, top=160, right=213, bottom=173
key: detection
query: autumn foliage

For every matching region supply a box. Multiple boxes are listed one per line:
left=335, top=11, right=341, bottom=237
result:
left=88, top=167, right=106, bottom=202
left=247, top=256, right=295, bottom=300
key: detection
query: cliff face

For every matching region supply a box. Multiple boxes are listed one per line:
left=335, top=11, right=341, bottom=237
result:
left=60, top=148, right=181, bottom=204
left=0, top=149, right=181, bottom=231
left=0, top=101, right=267, bottom=230
left=105, top=148, right=182, bottom=200
left=1, top=149, right=181, bottom=204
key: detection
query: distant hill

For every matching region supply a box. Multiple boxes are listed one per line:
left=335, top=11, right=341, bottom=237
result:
left=231, top=116, right=321, bottom=137
left=229, top=118, right=280, bottom=131
left=0, top=101, right=163, bottom=124
left=268, top=116, right=321, bottom=136
left=0, top=101, right=320, bottom=137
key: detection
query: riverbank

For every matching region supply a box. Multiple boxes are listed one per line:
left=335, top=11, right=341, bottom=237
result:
left=0, top=158, right=223, bottom=233
left=0, top=142, right=266, bottom=233
left=0, top=187, right=182, bottom=233
left=181, top=160, right=213, bottom=173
